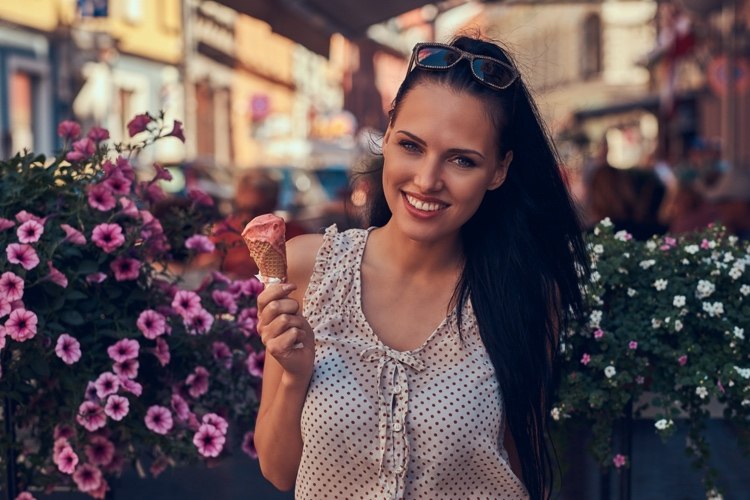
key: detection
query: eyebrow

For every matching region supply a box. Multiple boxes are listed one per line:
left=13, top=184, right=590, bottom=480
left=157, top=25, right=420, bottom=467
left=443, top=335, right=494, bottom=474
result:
left=395, top=130, right=486, bottom=160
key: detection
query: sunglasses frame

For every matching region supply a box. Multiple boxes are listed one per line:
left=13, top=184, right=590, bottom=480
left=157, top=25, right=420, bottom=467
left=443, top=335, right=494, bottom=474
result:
left=408, top=42, right=519, bottom=90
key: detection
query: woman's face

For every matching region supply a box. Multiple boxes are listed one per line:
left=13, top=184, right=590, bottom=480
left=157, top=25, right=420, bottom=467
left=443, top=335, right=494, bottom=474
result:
left=382, top=83, right=511, bottom=244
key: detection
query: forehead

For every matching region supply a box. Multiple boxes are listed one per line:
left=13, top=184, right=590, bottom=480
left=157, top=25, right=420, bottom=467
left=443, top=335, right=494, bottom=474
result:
left=392, top=83, right=498, bottom=154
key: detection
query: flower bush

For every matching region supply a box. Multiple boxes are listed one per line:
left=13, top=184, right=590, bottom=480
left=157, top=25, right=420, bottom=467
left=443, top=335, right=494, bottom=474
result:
left=0, top=113, right=265, bottom=498
left=554, top=218, right=750, bottom=496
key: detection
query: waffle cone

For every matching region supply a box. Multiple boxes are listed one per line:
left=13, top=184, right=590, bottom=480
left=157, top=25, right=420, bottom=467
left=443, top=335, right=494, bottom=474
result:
left=246, top=240, right=287, bottom=281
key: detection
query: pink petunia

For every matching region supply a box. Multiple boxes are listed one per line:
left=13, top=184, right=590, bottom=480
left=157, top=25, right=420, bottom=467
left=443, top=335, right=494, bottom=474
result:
left=86, top=272, right=107, bottom=284
left=152, top=163, right=173, bottom=181
left=15, top=492, right=36, bottom=500
left=171, top=394, right=190, bottom=421
left=16, top=219, right=44, bottom=243
left=212, top=341, right=233, bottom=369
left=193, top=424, right=226, bottom=457
left=87, top=183, right=117, bottom=211
left=0, top=217, right=15, bottom=231
left=85, top=436, right=115, bottom=467
left=188, top=188, right=214, bottom=206
left=57, top=120, right=81, bottom=139
left=202, top=413, right=228, bottom=435
left=168, top=120, right=185, bottom=142
left=104, top=395, right=130, bottom=421
left=5, top=308, right=38, bottom=342
left=580, top=353, right=591, bottom=366
left=628, top=341, right=638, bottom=350
left=149, top=455, right=171, bottom=478
left=61, top=224, right=87, bottom=245
left=0, top=300, right=10, bottom=320
left=47, top=261, right=69, bottom=288
left=56, top=334, right=82, bottom=364
left=56, top=445, right=79, bottom=474
left=246, top=350, right=265, bottom=378
left=15, top=210, right=45, bottom=225
left=72, top=463, right=102, bottom=493
left=241, top=431, right=257, bottom=459
left=185, top=234, right=215, bottom=253
left=111, top=257, right=140, bottom=281
left=113, top=358, right=139, bottom=379
left=66, top=137, right=96, bottom=162
left=184, top=308, right=214, bottom=335
left=137, top=309, right=166, bottom=339
left=612, top=454, right=627, bottom=468
left=119, top=196, right=140, bottom=218
left=53, top=437, right=70, bottom=459
left=91, top=223, right=125, bottom=253
left=6, top=243, right=40, bottom=270
left=119, top=378, right=143, bottom=397
left=145, top=406, right=173, bottom=435
left=85, top=382, right=99, bottom=401
left=87, top=126, right=110, bottom=142
left=107, top=338, right=139, bottom=362
left=89, top=477, right=109, bottom=499
left=127, top=113, right=153, bottom=137
left=171, top=290, right=202, bottom=319
left=139, top=182, right=166, bottom=204
left=152, top=337, right=171, bottom=366
left=678, top=354, right=688, bottom=366
left=0, top=272, right=24, bottom=302
left=77, top=401, right=107, bottom=431
left=54, top=424, right=75, bottom=440
left=103, top=171, right=131, bottom=196
left=593, top=329, right=604, bottom=339
left=186, top=366, right=209, bottom=398
left=212, top=290, right=237, bottom=314
left=94, top=372, right=120, bottom=399
left=0, top=327, right=6, bottom=350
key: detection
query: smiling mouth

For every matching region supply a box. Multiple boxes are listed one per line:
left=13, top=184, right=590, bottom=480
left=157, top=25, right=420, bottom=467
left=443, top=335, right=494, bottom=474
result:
left=404, top=193, right=448, bottom=212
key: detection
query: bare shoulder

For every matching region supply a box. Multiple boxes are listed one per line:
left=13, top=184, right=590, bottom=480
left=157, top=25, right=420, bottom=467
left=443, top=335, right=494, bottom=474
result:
left=287, top=233, right=324, bottom=293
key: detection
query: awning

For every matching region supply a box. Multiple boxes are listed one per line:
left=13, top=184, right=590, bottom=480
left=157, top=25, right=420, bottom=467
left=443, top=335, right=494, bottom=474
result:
left=213, top=0, right=448, bottom=56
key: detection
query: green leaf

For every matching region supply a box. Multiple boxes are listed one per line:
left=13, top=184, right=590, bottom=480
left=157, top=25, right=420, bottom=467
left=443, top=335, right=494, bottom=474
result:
left=78, top=260, right=100, bottom=274
left=65, top=290, right=89, bottom=301
left=61, top=310, right=85, bottom=326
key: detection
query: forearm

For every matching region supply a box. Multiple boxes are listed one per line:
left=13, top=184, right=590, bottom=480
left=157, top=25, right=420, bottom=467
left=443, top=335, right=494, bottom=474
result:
left=255, top=374, right=310, bottom=491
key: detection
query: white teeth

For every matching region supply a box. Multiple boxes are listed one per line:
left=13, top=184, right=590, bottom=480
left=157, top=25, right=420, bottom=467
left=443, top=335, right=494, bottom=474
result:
left=405, top=194, right=446, bottom=212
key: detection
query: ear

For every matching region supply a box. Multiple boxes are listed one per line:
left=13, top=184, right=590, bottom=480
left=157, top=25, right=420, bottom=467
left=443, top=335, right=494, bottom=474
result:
left=488, top=150, right=513, bottom=191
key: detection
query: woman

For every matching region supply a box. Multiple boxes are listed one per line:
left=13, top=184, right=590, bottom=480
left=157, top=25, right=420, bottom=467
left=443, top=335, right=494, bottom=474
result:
left=254, top=35, right=587, bottom=499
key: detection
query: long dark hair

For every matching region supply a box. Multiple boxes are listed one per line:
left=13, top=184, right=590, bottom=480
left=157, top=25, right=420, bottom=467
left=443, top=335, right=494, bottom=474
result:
left=365, top=35, right=588, bottom=499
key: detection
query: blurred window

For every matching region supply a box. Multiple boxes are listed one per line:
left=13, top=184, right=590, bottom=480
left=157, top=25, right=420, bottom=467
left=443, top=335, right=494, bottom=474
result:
left=581, top=14, right=602, bottom=80
left=9, top=71, right=34, bottom=153
left=195, top=81, right=216, bottom=158
left=6, top=57, right=52, bottom=156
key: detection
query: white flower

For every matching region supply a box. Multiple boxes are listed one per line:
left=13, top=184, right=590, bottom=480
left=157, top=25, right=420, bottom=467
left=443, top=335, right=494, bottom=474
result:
left=734, top=366, right=750, bottom=379
left=724, top=252, right=734, bottom=263
left=600, top=217, right=612, bottom=227
left=702, top=301, right=724, bottom=317
left=729, top=267, right=743, bottom=280
left=695, top=280, right=715, bottom=299
left=741, top=284, right=750, bottom=296
left=604, top=366, right=616, bottom=378
left=593, top=244, right=604, bottom=255
left=674, top=319, right=683, bottom=332
left=594, top=227, right=600, bottom=236
left=654, top=419, right=673, bottom=430
left=627, top=288, right=637, bottom=297
left=682, top=258, right=690, bottom=265
left=653, top=279, right=668, bottom=291
left=707, top=489, right=724, bottom=500
left=589, top=310, right=602, bottom=328
left=590, top=271, right=601, bottom=283
left=614, top=230, right=631, bottom=242
left=652, top=318, right=662, bottom=329
left=734, top=327, right=745, bottom=340
left=646, top=241, right=657, bottom=251
left=695, top=386, right=709, bottom=399
left=673, top=295, right=686, bottom=307
left=640, top=259, right=656, bottom=270
left=685, top=245, right=699, bottom=254
left=550, top=407, right=561, bottom=421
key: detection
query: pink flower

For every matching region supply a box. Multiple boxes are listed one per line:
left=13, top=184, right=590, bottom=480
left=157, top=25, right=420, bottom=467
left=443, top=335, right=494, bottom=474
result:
left=152, top=337, right=171, bottom=366
left=171, top=394, right=190, bottom=421
left=593, top=328, right=604, bottom=339
left=54, top=424, right=75, bottom=440
left=86, top=272, right=107, bottom=284
left=0, top=328, right=6, bottom=349
left=678, top=354, right=688, bottom=366
left=103, top=171, right=132, bottom=196
left=104, top=395, right=130, bottom=421
left=0, top=272, right=24, bottom=302
left=580, top=353, right=591, bottom=366
left=87, top=183, right=117, bottom=211
left=212, top=341, right=233, bottom=369
left=89, top=477, right=109, bottom=499
left=193, top=424, right=226, bottom=457
left=118, top=378, right=142, bottom=397
left=186, top=366, right=209, bottom=398
left=47, top=261, right=69, bottom=288
left=6, top=243, right=40, bottom=270
left=0, top=217, right=15, bottom=231
left=185, top=234, right=215, bottom=253
left=56, top=445, right=79, bottom=474
left=57, top=120, right=81, bottom=139
left=700, top=239, right=711, bottom=249
left=94, top=372, right=120, bottom=399
left=77, top=401, right=107, bottom=431
left=184, top=308, right=214, bottom=335
left=150, top=455, right=171, bottom=478
left=107, top=338, right=140, bottom=362
left=15, top=210, right=45, bottom=225
left=137, top=309, right=167, bottom=339
left=111, top=257, right=140, bottom=281
left=5, top=308, right=38, bottom=342
left=66, top=137, right=96, bottom=162
left=246, top=350, right=265, bottom=378
left=172, top=290, right=202, bottom=318
left=628, top=341, right=638, bottom=350
left=212, top=290, right=237, bottom=314
left=188, top=188, right=214, bottom=206
left=72, top=463, right=102, bottom=493
left=664, top=237, right=677, bottom=247
left=127, top=113, right=153, bottom=137
left=145, top=405, right=173, bottom=435
left=91, top=223, right=125, bottom=253
left=152, top=164, right=173, bottom=181
left=0, top=300, right=9, bottom=320
left=85, top=436, right=115, bottom=466
left=56, top=334, right=82, bottom=364
left=119, top=196, right=140, bottom=218
left=61, top=224, right=87, bottom=245
left=612, top=454, right=627, bottom=468
left=241, top=431, right=257, bottom=459
left=15, top=493, right=36, bottom=500
left=16, top=219, right=44, bottom=243
left=113, top=358, right=139, bottom=379
left=87, top=126, right=110, bottom=142
left=202, top=413, right=228, bottom=435
left=85, top=382, right=99, bottom=401
left=167, top=120, right=185, bottom=142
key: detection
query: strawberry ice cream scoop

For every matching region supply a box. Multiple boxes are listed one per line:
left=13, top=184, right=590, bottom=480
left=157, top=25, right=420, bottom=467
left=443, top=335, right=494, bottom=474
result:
left=241, top=214, right=287, bottom=284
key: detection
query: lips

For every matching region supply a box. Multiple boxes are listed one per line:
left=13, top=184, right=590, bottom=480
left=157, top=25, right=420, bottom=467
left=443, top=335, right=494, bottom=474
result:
left=403, top=192, right=449, bottom=212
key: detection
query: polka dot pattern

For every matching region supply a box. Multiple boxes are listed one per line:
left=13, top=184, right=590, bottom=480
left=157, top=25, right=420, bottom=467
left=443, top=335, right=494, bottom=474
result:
left=297, top=225, right=528, bottom=499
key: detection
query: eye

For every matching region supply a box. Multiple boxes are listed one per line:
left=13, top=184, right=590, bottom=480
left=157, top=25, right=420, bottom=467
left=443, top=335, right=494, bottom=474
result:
left=451, top=156, right=477, bottom=168
left=398, top=140, right=421, bottom=153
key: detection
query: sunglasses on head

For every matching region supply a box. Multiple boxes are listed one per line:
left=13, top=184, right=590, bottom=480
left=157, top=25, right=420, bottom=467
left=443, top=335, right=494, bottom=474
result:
left=408, top=42, right=519, bottom=91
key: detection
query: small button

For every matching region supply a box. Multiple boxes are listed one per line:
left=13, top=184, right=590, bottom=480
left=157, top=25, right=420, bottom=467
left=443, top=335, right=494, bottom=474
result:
left=395, top=465, right=404, bottom=474
left=393, top=385, right=402, bottom=394
left=393, top=422, right=403, bottom=432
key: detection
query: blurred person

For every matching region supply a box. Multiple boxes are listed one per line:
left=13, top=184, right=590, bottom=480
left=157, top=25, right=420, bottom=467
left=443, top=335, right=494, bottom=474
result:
left=254, top=35, right=588, bottom=499
left=705, top=168, right=750, bottom=239
left=659, top=180, right=720, bottom=235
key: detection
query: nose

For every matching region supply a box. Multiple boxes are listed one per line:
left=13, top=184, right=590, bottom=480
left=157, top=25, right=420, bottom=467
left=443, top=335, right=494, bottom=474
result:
left=413, top=157, right=443, bottom=192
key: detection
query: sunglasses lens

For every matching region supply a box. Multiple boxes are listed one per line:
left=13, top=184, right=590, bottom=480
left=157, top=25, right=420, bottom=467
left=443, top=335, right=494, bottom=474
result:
left=416, top=47, right=460, bottom=67
left=472, top=58, right=516, bottom=88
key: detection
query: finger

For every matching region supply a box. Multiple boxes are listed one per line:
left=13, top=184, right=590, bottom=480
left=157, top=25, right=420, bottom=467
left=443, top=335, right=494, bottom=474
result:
left=260, top=298, right=299, bottom=324
left=266, top=327, right=306, bottom=356
left=259, top=313, right=300, bottom=345
left=257, top=283, right=297, bottom=312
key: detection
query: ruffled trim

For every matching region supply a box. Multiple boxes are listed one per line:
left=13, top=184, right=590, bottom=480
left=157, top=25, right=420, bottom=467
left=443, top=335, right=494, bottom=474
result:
left=303, top=224, right=339, bottom=317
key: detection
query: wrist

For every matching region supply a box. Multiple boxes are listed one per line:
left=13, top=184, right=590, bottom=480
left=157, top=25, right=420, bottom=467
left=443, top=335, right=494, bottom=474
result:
left=280, top=371, right=311, bottom=393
